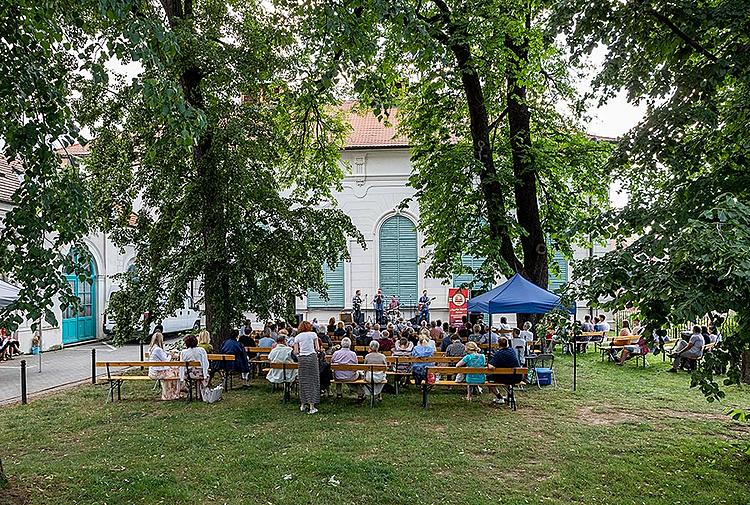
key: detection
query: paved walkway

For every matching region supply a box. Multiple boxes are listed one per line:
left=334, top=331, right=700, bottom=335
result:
left=0, top=340, right=155, bottom=404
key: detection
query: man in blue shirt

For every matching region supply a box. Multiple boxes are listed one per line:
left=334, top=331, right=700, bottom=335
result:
left=258, top=327, right=276, bottom=348
left=488, top=337, right=521, bottom=404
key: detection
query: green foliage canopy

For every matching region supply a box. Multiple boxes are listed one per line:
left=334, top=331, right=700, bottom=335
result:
left=81, top=0, right=363, bottom=345
left=559, top=0, right=750, bottom=397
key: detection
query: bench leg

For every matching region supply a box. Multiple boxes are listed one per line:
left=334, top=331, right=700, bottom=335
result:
left=422, top=382, right=428, bottom=409
left=283, top=382, right=290, bottom=404
left=509, top=385, right=517, bottom=411
left=117, top=380, right=122, bottom=401
left=107, top=382, right=115, bottom=403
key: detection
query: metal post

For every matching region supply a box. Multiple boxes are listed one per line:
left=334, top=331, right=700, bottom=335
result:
left=37, top=328, right=42, bottom=373
left=572, top=334, right=577, bottom=392
left=20, top=359, right=27, bottom=405
left=91, top=348, right=97, bottom=384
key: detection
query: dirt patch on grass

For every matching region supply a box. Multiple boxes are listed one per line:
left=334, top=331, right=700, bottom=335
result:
left=577, top=405, right=644, bottom=425
left=0, top=478, right=30, bottom=505
left=577, top=404, right=728, bottom=426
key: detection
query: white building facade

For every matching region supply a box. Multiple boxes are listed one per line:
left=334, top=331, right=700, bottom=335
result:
left=298, top=105, right=611, bottom=325
left=1, top=105, right=611, bottom=351
left=1, top=152, right=138, bottom=352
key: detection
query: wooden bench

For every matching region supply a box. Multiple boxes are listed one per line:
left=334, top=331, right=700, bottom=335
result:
left=421, top=366, right=528, bottom=410
left=95, top=360, right=202, bottom=402
left=330, top=363, right=389, bottom=407
left=564, top=332, right=605, bottom=353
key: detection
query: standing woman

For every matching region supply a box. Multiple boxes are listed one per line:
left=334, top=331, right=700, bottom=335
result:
left=294, top=321, right=321, bottom=414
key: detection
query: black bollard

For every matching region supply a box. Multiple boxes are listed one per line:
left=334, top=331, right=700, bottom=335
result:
left=20, top=359, right=27, bottom=405
left=91, top=348, right=97, bottom=384
left=572, top=335, right=577, bottom=392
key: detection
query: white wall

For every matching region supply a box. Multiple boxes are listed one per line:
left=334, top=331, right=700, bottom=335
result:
left=5, top=227, right=135, bottom=352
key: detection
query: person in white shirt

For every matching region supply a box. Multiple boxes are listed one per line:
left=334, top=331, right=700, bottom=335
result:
left=519, top=321, right=534, bottom=342
left=147, top=332, right=180, bottom=400
left=294, top=321, right=321, bottom=414
left=179, top=335, right=210, bottom=397
left=266, top=335, right=298, bottom=384
left=498, top=317, right=512, bottom=331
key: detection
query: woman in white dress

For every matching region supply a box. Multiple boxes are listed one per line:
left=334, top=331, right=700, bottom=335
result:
left=148, top=332, right=180, bottom=400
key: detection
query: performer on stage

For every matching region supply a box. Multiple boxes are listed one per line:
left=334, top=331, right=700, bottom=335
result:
left=418, top=289, right=432, bottom=323
left=372, top=288, right=385, bottom=325
left=352, top=289, right=363, bottom=325
left=388, top=294, right=401, bottom=319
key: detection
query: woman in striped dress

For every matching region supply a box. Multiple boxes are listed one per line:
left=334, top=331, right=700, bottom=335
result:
left=293, top=321, right=321, bottom=414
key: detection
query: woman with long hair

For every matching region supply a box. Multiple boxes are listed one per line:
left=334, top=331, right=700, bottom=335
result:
left=147, top=332, right=180, bottom=400
left=294, top=321, right=321, bottom=414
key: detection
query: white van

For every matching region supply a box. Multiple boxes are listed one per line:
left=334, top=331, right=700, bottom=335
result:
left=103, top=295, right=202, bottom=336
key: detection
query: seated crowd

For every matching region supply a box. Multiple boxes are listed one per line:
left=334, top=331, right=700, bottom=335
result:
left=254, top=315, right=532, bottom=414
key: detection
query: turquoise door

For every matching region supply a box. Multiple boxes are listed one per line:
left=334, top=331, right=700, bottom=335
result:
left=62, top=264, right=97, bottom=344
left=379, top=215, right=418, bottom=307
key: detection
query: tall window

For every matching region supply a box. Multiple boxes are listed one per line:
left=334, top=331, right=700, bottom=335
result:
left=307, top=262, right=345, bottom=308
left=379, top=215, right=418, bottom=307
left=453, top=255, right=489, bottom=292
left=548, top=251, right=569, bottom=293
left=454, top=255, right=490, bottom=321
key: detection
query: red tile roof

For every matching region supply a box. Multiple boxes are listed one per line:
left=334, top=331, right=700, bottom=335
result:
left=48, top=115, right=616, bottom=154
left=0, top=156, right=22, bottom=204
left=341, top=101, right=409, bottom=149
left=55, top=143, right=90, bottom=157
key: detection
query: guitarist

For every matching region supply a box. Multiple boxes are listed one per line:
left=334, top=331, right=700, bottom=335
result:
left=418, top=290, right=434, bottom=323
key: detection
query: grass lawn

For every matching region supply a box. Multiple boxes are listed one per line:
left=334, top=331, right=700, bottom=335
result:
left=0, top=351, right=748, bottom=505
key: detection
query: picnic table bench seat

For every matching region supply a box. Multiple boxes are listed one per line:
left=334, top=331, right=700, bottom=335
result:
left=421, top=366, right=528, bottom=410
left=95, top=360, right=203, bottom=402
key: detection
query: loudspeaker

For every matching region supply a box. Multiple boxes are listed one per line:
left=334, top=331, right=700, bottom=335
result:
left=295, top=313, right=303, bottom=326
left=340, top=311, right=353, bottom=323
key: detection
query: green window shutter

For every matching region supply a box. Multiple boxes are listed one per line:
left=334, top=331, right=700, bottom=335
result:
left=307, top=262, right=345, bottom=308
left=548, top=251, right=568, bottom=293
left=454, top=255, right=489, bottom=320
left=453, top=255, right=488, bottom=290
left=379, top=215, right=418, bottom=307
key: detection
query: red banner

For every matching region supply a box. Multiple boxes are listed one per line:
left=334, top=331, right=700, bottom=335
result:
left=448, top=288, right=468, bottom=327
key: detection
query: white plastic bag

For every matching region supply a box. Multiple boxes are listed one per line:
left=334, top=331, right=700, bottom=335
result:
left=202, top=384, right=223, bottom=404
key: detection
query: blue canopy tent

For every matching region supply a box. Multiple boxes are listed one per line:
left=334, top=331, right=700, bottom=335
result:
left=467, top=273, right=572, bottom=315
left=0, top=279, right=20, bottom=309
left=468, top=273, right=579, bottom=390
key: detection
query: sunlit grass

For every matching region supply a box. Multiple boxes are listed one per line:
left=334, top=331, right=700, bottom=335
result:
left=0, top=352, right=748, bottom=504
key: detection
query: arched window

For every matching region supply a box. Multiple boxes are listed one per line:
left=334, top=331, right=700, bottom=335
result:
left=307, top=262, right=345, bottom=308
left=379, top=215, right=418, bottom=307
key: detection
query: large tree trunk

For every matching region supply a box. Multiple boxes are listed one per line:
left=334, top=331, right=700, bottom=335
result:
left=505, top=33, right=549, bottom=328
left=742, top=349, right=750, bottom=384
left=165, top=0, right=231, bottom=350
left=445, top=29, right=522, bottom=274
